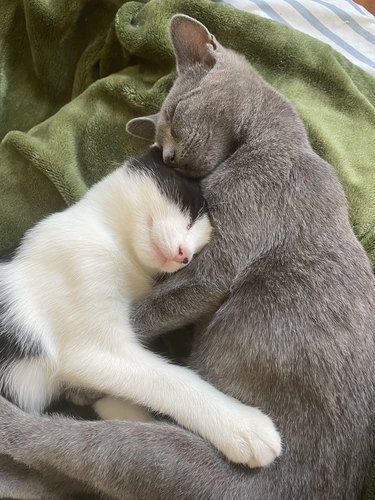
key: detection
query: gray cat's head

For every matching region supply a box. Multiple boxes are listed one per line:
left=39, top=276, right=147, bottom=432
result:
left=127, top=15, right=251, bottom=178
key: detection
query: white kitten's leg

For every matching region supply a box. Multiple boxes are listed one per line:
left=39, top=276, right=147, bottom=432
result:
left=62, top=344, right=281, bottom=468
left=93, top=396, right=152, bottom=422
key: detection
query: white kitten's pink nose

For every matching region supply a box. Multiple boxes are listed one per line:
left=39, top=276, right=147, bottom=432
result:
left=173, top=246, right=191, bottom=264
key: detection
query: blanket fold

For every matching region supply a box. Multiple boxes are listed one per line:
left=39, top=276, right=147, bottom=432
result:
left=0, top=0, right=374, bottom=497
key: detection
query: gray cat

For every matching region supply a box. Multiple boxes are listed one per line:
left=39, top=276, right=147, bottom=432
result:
left=0, top=14, right=374, bottom=500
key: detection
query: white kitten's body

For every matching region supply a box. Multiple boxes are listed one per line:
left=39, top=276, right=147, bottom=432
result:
left=0, top=164, right=208, bottom=410
left=0, top=152, right=281, bottom=468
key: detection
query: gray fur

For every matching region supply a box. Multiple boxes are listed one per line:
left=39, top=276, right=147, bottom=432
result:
left=0, top=14, right=374, bottom=499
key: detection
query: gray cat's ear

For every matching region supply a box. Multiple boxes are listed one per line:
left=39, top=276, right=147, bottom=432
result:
left=126, top=114, right=159, bottom=141
left=170, top=14, right=219, bottom=73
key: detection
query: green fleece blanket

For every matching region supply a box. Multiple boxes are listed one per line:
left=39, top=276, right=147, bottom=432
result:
left=0, top=0, right=375, bottom=497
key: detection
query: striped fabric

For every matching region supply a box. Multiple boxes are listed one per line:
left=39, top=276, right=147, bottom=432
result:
left=218, top=0, right=375, bottom=75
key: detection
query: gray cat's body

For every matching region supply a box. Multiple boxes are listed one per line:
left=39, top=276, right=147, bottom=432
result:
left=0, top=14, right=374, bottom=500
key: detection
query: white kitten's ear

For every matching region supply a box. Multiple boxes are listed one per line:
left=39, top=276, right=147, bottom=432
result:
left=170, top=14, right=219, bottom=73
left=126, top=114, right=159, bottom=141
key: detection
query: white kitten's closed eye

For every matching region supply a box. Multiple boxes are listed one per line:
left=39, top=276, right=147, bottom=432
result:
left=148, top=212, right=212, bottom=274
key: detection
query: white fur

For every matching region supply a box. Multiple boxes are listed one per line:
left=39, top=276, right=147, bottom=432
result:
left=0, top=162, right=281, bottom=467
left=93, top=396, right=152, bottom=422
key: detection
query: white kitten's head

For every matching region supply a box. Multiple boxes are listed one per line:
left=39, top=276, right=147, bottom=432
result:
left=136, top=209, right=211, bottom=274
left=129, top=148, right=212, bottom=274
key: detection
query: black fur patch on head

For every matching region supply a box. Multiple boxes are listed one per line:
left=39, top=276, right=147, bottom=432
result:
left=0, top=248, right=44, bottom=399
left=128, top=147, right=207, bottom=223
left=0, top=246, right=17, bottom=262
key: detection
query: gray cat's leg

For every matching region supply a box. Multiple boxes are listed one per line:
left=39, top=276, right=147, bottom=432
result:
left=129, top=199, right=253, bottom=341
left=0, top=396, right=256, bottom=500
left=0, top=451, right=95, bottom=499
left=131, top=247, right=231, bottom=339
left=0, top=454, right=60, bottom=499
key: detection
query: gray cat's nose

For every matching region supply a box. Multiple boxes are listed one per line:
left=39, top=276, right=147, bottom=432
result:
left=163, top=149, right=176, bottom=166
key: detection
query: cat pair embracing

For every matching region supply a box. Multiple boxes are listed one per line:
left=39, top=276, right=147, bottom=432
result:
left=0, top=143, right=281, bottom=467
left=0, top=12, right=374, bottom=500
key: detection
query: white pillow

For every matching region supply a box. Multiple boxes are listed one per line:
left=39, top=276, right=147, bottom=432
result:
left=218, top=0, right=375, bottom=75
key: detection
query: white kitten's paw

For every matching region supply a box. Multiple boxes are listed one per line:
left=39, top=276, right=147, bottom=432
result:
left=93, top=396, right=153, bottom=423
left=217, top=405, right=281, bottom=468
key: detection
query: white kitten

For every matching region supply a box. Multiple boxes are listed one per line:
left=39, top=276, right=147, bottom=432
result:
left=0, top=147, right=281, bottom=468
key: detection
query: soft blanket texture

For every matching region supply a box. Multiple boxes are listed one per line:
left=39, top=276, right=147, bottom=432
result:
left=0, top=0, right=375, bottom=497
